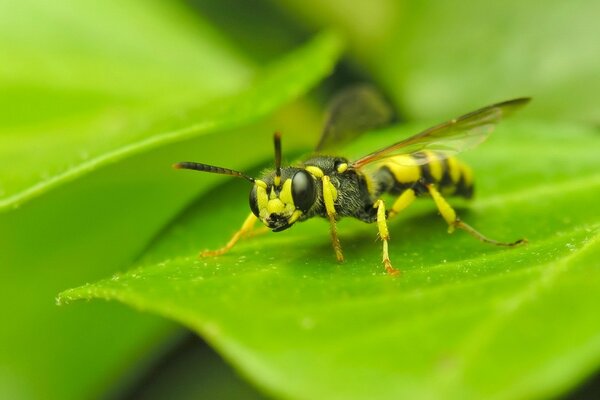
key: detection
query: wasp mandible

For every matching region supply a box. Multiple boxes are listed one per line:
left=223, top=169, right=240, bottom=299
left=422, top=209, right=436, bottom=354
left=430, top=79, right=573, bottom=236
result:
left=175, top=86, right=529, bottom=275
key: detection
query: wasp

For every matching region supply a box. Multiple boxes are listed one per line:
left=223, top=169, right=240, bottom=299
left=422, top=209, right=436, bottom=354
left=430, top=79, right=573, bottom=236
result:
left=175, top=86, right=529, bottom=275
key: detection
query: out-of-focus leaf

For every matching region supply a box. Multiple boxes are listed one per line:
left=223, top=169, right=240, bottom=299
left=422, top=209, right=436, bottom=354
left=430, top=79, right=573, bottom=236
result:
left=60, top=120, right=600, bottom=399
left=0, top=0, right=342, bottom=210
left=0, top=0, right=341, bottom=397
left=0, top=0, right=251, bottom=105
left=275, top=0, right=600, bottom=123
left=121, top=334, right=266, bottom=400
left=0, top=0, right=250, bottom=208
left=186, top=0, right=310, bottom=62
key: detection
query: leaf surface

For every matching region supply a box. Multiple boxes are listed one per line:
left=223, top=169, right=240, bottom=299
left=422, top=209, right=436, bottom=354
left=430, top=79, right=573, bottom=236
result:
left=60, top=121, right=600, bottom=399
left=0, top=0, right=341, bottom=210
left=0, top=1, right=341, bottom=397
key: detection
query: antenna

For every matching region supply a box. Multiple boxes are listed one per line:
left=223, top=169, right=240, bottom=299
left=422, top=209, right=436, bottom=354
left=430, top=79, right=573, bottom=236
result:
left=173, top=162, right=254, bottom=183
left=273, top=132, right=282, bottom=186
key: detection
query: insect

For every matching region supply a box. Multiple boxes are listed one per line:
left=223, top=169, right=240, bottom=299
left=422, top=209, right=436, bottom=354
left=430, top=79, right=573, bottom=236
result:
left=174, top=86, right=529, bottom=275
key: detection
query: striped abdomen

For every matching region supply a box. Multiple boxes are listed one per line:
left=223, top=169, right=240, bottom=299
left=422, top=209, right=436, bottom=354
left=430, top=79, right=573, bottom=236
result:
left=374, top=151, right=474, bottom=198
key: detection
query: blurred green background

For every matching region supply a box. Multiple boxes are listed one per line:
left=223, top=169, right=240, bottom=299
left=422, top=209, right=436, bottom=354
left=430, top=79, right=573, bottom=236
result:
left=1, top=0, right=599, bottom=399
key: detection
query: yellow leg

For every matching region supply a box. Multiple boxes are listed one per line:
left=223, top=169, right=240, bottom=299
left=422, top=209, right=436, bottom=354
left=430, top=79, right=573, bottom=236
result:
left=322, top=175, right=344, bottom=262
left=201, top=213, right=259, bottom=257
left=246, top=226, right=269, bottom=238
left=375, top=199, right=400, bottom=276
left=388, top=188, right=417, bottom=219
left=427, top=184, right=526, bottom=246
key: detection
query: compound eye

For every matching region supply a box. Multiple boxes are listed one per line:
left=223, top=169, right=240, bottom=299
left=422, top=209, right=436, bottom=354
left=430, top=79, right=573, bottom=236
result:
left=249, top=186, right=260, bottom=217
left=291, top=170, right=316, bottom=213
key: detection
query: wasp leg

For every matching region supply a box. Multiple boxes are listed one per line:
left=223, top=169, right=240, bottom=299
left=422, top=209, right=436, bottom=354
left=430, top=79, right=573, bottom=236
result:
left=374, top=199, right=400, bottom=275
left=426, top=184, right=526, bottom=246
left=200, top=213, right=259, bottom=257
left=245, top=225, right=269, bottom=238
left=388, top=188, right=417, bottom=219
left=322, top=175, right=344, bottom=262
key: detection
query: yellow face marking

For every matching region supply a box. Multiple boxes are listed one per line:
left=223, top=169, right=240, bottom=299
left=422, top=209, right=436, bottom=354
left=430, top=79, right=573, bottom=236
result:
left=254, top=178, right=298, bottom=226
left=336, top=163, right=348, bottom=173
left=255, top=180, right=267, bottom=189
left=424, top=151, right=443, bottom=181
left=288, top=210, right=302, bottom=224
left=305, top=166, right=324, bottom=178
left=267, top=198, right=285, bottom=214
left=279, top=179, right=294, bottom=205
left=256, top=184, right=269, bottom=218
left=386, top=155, right=420, bottom=183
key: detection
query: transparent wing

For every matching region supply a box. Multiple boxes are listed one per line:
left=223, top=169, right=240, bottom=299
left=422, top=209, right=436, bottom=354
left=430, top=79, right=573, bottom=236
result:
left=350, top=97, right=530, bottom=169
left=315, top=85, right=395, bottom=152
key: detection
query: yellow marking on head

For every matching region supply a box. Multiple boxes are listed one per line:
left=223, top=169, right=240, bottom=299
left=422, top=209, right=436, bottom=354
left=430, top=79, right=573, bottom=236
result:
left=424, top=151, right=443, bottom=181
left=288, top=210, right=302, bottom=224
left=267, top=198, right=285, bottom=214
left=336, top=163, right=348, bottom=173
left=256, top=185, right=269, bottom=218
left=274, top=175, right=281, bottom=187
left=270, top=187, right=277, bottom=200
left=279, top=179, right=293, bottom=205
left=386, top=155, right=420, bottom=183
left=255, top=180, right=267, bottom=189
left=305, top=166, right=324, bottom=178
left=446, top=157, right=461, bottom=183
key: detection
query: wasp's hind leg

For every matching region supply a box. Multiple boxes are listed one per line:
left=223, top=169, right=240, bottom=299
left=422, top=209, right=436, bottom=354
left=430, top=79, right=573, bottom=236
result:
left=200, top=213, right=261, bottom=257
left=374, top=199, right=400, bottom=276
left=426, top=184, right=526, bottom=246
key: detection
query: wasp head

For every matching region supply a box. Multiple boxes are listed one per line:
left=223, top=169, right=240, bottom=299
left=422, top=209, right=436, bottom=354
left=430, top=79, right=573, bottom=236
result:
left=249, top=167, right=317, bottom=232
left=175, top=132, right=317, bottom=232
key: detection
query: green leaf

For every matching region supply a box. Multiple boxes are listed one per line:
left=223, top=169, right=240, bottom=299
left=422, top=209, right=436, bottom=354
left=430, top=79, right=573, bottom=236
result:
left=126, top=335, right=266, bottom=400
left=274, top=0, right=600, bottom=122
left=0, top=1, right=342, bottom=397
left=0, top=0, right=342, bottom=210
left=0, top=0, right=250, bottom=208
left=0, top=106, right=321, bottom=399
left=60, top=120, right=600, bottom=399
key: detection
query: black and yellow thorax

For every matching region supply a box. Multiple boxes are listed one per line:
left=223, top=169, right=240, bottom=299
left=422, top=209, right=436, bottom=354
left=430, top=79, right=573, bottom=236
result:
left=300, top=156, right=377, bottom=221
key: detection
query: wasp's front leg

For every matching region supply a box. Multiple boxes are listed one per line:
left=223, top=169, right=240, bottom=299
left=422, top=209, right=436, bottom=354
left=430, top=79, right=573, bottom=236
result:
left=322, top=175, right=344, bottom=262
left=200, top=213, right=261, bottom=257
